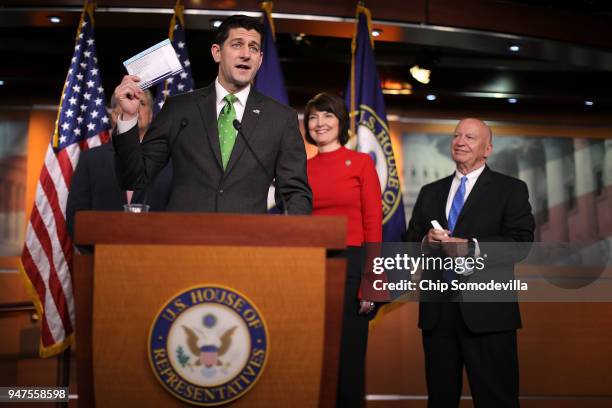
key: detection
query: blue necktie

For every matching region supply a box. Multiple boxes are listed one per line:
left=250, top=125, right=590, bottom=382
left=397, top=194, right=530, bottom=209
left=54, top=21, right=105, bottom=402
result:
left=444, top=176, right=467, bottom=282
left=448, top=176, right=467, bottom=234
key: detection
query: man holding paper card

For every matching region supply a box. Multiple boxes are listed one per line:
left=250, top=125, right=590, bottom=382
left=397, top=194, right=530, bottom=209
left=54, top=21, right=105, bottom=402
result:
left=404, top=118, right=534, bottom=408
left=112, top=15, right=312, bottom=214
left=67, top=89, right=173, bottom=240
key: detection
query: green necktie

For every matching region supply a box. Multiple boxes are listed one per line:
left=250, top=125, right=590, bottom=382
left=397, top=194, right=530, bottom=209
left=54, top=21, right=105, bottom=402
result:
left=218, top=94, right=238, bottom=170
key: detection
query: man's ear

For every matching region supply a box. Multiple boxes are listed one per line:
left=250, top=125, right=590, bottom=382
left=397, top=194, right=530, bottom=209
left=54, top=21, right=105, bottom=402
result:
left=211, top=44, right=221, bottom=63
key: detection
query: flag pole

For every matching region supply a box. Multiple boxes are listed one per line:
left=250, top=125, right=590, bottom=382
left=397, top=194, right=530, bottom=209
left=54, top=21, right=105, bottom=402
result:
left=261, top=2, right=276, bottom=40
left=350, top=2, right=374, bottom=143
left=52, top=1, right=95, bottom=149
left=169, top=0, right=184, bottom=41
left=160, top=1, right=184, bottom=103
left=349, top=4, right=358, bottom=140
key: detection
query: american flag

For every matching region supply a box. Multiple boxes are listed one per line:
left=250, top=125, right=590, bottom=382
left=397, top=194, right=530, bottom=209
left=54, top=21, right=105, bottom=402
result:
left=20, top=2, right=110, bottom=357
left=154, top=1, right=194, bottom=114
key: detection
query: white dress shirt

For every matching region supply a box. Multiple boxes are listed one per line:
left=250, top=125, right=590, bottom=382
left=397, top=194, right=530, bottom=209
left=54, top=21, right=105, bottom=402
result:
left=117, top=113, right=138, bottom=134
left=214, top=78, right=250, bottom=121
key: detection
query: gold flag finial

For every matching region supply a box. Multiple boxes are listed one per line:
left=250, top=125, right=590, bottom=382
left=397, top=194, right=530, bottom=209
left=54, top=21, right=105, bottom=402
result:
left=170, top=0, right=185, bottom=40
left=261, top=1, right=276, bottom=40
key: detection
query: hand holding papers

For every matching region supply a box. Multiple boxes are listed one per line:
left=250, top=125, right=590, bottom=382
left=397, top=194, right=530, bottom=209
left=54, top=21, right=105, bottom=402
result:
left=123, top=39, right=184, bottom=90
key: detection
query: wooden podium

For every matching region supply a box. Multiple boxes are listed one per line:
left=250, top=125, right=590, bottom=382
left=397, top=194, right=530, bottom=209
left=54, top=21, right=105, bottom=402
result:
left=73, top=212, right=347, bottom=407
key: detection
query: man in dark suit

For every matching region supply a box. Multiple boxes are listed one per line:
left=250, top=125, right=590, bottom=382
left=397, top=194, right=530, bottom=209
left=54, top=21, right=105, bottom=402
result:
left=66, top=89, right=172, bottom=239
left=111, top=15, right=312, bottom=214
left=404, top=118, right=535, bottom=407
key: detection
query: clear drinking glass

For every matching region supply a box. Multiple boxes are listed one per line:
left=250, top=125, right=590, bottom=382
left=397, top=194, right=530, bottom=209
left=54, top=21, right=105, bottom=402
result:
left=123, top=204, right=150, bottom=213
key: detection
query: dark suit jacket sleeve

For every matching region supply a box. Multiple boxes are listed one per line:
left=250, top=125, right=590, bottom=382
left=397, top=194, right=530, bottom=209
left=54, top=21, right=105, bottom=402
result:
left=112, top=99, right=173, bottom=191
left=66, top=150, right=92, bottom=239
left=274, top=111, right=312, bottom=215
left=477, top=179, right=534, bottom=266
left=479, top=180, right=534, bottom=243
left=402, top=187, right=440, bottom=260
left=144, top=161, right=173, bottom=211
left=403, top=187, right=427, bottom=243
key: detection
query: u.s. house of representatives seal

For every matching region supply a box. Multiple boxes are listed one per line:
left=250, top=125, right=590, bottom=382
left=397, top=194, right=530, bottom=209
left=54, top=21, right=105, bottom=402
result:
left=148, top=285, right=269, bottom=406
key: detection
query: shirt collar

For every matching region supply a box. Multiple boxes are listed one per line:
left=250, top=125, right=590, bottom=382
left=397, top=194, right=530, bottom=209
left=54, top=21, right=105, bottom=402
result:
left=455, top=164, right=486, bottom=184
left=215, top=77, right=250, bottom=108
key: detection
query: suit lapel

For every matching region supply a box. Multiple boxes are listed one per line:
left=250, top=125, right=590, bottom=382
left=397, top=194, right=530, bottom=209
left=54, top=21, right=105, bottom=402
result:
left=196, top=84, right=223, bottom=170
left=454, top=165, right=492, bottom=229
left=438, top=175, right=453, bottom=229
left=224, top=89, right=263, bottom=176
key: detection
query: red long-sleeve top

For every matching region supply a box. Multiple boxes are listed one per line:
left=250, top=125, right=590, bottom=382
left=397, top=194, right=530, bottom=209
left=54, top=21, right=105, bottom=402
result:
left=307, top=146, right=382, bottom=246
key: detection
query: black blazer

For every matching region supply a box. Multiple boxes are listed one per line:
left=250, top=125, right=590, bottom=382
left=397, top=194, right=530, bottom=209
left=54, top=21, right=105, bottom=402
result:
left=404, top=166, right=535, bottom=332
left=112, top=84, right=312, bottom=214
left=66, top=142, right=173, bottom=238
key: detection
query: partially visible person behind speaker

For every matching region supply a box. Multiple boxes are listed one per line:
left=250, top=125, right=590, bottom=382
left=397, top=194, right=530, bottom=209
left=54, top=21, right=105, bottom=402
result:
left=66, top=89, right=173, bottom=239
left=304, top=92, right=382, bottom=408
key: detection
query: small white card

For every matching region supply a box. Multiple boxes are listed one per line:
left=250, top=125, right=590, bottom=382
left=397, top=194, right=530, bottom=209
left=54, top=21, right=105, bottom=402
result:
left=123, top=39, right=183, bottom=90
left=430, top=220, right=444, bottom=231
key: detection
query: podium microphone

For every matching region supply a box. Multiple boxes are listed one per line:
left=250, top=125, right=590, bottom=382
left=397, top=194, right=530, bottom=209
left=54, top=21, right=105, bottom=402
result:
left=233, top=119, right=288, bottom=215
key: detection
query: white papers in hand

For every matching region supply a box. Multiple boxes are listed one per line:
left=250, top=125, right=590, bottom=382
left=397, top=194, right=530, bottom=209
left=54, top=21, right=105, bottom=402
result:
left=122, top=39, right=183, bottom=90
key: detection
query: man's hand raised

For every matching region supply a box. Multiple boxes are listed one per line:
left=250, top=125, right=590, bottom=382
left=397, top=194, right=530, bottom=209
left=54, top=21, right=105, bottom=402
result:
left=113, top=75, right=143, bottom=121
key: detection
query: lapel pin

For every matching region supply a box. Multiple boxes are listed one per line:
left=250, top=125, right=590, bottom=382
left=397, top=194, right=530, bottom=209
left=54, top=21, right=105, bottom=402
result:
left=345, top=160, right=352, bottom=167
left=253, top=109, right=260, bottom=115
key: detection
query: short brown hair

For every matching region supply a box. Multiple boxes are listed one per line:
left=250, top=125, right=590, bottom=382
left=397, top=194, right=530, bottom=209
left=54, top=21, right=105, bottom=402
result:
left=303, top=93, right=350, bottom=146
left=214, top=15, right=264, bottom=50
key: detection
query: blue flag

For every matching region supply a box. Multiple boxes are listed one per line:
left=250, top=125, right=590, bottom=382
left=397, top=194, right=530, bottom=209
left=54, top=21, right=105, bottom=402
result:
left=255, top=2, right=289, bottom=213
left=154, top=2, right=194, bottom=114
left=254, top=2, right=289, bottom=105
left=345, top=6, right=406, bottom=242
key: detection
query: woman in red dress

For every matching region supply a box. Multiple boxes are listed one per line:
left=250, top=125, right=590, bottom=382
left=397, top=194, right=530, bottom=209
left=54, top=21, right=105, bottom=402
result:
left=305, top=92, right=382, bottom=407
